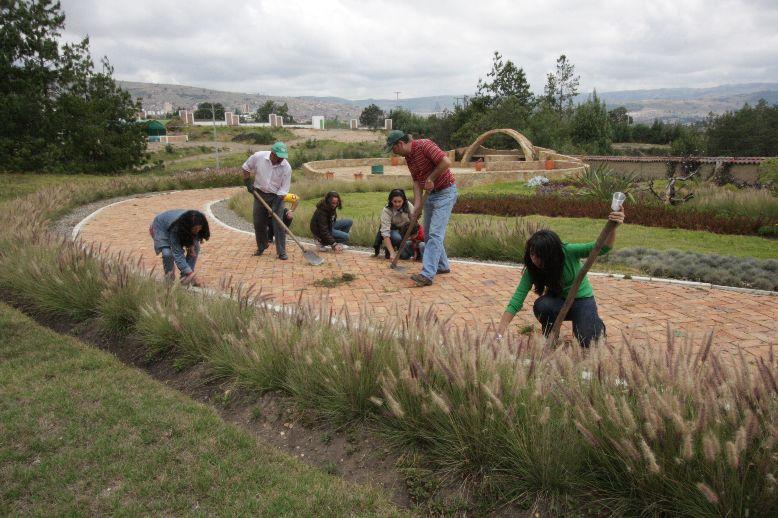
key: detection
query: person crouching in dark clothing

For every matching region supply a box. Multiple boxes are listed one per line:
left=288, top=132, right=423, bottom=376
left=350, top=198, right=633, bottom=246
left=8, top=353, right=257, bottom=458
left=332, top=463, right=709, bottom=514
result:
left=309, top=191, right=352, bottom=253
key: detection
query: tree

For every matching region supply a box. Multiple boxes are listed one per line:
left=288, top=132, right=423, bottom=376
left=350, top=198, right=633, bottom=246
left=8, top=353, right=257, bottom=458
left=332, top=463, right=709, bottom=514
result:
left=255, top=100, right=294, bottom=123
left=194, top=102, right=225, bottom=120
left=543, top=54, right=580, bottom=112
left=670, top=128, right=705, bottom=156
left=476, top=51, right=533, bottom=108
left=608, top=106, right=633, bottom=142
left=706, top=100, right=778, bottom=156
left=571, top=91, right=612, bottom=154
left=359, top=103, right=385, bottom=129
left=0, top=0, right=145, bottom=173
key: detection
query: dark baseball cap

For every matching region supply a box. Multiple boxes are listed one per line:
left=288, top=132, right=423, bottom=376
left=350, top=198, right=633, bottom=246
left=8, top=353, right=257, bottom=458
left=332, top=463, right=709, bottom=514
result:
left=384, top=130, right=406, bottom=153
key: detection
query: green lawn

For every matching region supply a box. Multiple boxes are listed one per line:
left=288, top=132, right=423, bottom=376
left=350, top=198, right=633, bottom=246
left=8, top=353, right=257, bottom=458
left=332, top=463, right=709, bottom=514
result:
left=149, top=151, right=250, bottom=173
left=0, top=302, right=400, bottom=516
left=279, top=190, right=778, bottom=260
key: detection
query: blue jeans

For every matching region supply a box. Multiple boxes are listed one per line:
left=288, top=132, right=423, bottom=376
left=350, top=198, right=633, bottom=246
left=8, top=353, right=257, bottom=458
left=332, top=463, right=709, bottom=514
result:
left=421, top=185, right=457, bottom=280
left=160, top=244, right=198, bottom=278
left=390, top=230, right=423, bottom=260
left=331, top=218, right=353, bottom=244
left=533, top=295, right=605, bottom=347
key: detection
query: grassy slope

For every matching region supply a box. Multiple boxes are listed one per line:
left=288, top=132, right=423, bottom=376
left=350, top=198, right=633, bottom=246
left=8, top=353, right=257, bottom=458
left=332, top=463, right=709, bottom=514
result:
left=0, top=302, right=400, bottom=516
left=0, top=174, right=102, bottom=202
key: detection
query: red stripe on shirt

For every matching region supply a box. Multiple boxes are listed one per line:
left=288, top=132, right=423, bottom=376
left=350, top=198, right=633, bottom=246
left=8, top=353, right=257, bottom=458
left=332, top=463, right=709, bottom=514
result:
left=406, top=139, right=455, bottom=190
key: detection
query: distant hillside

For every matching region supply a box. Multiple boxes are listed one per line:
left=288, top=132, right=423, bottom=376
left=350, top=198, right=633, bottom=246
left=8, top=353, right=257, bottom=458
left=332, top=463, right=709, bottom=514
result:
left=121, top=80, right=778, bottom=124
left=297, top=95, right=460, bottom=114
left=578, top=83, right=778, bottom=123
left=118, top=81, right=362, bottom=122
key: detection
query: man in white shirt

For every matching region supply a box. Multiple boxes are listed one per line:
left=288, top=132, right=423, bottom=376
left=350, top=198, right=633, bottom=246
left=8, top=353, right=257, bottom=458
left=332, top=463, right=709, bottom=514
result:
left=241, top=141, right=292, bottom=260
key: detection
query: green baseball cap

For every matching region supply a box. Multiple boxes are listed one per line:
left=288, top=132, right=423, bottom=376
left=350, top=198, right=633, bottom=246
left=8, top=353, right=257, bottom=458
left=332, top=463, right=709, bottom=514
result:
left=271, top=141, right=288, bottom=159
left=384, top=130, right=406, bottom=153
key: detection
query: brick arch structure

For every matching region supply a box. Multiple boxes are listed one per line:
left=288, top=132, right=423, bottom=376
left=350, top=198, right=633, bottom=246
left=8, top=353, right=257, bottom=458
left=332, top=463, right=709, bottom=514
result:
left=460, top=128, right=536, bottom=165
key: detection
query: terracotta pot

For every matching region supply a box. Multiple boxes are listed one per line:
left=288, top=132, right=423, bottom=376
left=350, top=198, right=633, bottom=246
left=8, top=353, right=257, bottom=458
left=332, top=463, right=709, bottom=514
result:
left=390, top=156, right=399, bottom=166
left=544, top=159, right=555, bottom=170
left=475, top=159, right=484, bottom=172
left=353, top=172, right=364, bottom=180
left=324, top=171, right=335, bottom=179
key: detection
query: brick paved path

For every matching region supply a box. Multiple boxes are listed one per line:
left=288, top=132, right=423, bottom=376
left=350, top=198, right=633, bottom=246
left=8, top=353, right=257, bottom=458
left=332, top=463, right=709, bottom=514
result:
left=77, top=188, right=777, bottom=360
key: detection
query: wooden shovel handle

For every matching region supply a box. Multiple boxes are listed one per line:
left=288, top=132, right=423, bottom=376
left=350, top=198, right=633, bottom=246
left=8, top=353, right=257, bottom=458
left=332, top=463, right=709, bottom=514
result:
left=545, top=219, right=618, bottom=347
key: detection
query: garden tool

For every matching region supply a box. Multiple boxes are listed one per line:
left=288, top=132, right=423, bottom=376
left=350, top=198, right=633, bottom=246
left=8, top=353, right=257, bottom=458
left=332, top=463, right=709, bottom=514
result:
left=250, top=189, right=324, bottom=266
left=389, top=190, right=430, bottom=272
left=545, top=192, right=626, bottom=347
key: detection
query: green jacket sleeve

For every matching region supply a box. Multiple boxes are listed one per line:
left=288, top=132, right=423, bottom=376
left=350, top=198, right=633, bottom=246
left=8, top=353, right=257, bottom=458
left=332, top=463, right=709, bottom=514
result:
left=565, top=241, right=611, bottom=259
left=506, top=270, right=533, bottom=315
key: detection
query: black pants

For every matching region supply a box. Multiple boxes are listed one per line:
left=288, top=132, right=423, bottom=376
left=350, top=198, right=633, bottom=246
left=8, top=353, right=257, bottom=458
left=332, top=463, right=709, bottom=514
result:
left=533, top=295, right=605, bottom=347
left=253, top=192, right=286, bottom=256
left=267, top=208, right=293, bottom=242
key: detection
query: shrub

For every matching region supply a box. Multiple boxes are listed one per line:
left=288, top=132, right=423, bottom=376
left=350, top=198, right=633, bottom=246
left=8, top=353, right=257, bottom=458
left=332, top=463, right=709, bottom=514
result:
left=232, top=129, right=276, bottom=145
left=604, top=248, right=778, bottom=291
left=454, top=193, right=771, bottom=235
left=526, top=175, right=550, bottom=187
left=758, top=157, right=778, bottom=194
left=576, top=164, right=638, bottom=203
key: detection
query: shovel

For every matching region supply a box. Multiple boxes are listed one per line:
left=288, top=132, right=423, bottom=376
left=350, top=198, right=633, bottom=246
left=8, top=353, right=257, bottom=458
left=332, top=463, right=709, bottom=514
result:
left=250, top=189, right=324, bottom=266
left=389, top=190, right=430, bottom=272
left=545, top=192, right=626, bottom=347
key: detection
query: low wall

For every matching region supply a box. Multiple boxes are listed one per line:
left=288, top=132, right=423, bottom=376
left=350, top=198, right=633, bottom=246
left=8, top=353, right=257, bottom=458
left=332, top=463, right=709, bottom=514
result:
left=302, top=157, right=407, bottom=175
left=583, top=157, right=763, bottom=183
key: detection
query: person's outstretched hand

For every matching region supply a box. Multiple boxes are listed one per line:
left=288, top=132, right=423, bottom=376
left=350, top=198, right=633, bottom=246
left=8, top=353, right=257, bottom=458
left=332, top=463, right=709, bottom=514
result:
left=181, top=272, right=202, bottom=287
left=608, top=210, right=625, bottom=224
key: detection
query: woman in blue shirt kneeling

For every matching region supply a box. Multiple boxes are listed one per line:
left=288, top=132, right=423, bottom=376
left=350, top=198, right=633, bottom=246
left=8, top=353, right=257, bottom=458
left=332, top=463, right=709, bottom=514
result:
left=149, top=209, right=210, bottom=286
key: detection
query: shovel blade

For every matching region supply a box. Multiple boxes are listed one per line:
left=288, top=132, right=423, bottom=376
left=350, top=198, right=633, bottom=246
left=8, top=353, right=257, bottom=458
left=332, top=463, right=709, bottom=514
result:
left=389, top=262, right=408, bottom=272
left=304, top=250, right=324, bottom=266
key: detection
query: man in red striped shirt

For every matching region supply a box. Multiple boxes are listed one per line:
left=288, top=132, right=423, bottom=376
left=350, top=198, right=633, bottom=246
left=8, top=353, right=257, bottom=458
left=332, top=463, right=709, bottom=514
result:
left=385, top=130, right=457, bottom=286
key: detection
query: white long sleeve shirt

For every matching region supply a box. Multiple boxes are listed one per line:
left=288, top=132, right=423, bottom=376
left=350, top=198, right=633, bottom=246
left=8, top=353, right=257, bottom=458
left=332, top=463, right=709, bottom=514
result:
left=242, top=151, right=291, bottom=196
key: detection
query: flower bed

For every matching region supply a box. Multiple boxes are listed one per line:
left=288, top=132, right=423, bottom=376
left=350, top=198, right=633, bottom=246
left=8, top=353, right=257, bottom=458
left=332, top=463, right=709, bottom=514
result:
left=454, top=193, right=771, bottom=235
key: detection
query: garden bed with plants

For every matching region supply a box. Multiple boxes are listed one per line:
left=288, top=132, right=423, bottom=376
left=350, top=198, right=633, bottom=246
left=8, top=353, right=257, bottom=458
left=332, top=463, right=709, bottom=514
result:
left=454, top=166, right=778, bottom=236
left=226, top=173, right=778, bottom=290
left=1, top=173, right=776, bottom=516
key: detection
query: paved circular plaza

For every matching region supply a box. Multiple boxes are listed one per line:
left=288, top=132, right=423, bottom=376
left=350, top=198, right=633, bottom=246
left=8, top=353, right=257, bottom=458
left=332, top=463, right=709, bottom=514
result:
left=75, top=187, right=777, bottom=361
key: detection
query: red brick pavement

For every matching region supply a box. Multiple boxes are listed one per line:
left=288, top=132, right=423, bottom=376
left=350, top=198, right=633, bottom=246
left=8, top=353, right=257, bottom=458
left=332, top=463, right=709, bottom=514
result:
left=77, top=188, right=778, bottom=360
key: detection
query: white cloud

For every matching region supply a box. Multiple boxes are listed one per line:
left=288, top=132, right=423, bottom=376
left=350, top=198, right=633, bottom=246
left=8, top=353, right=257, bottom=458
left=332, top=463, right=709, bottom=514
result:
left=59, top=0, right=778, bottom=98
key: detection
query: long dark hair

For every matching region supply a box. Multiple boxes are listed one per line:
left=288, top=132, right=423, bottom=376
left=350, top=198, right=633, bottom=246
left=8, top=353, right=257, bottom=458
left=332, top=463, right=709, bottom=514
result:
left=318, top=191, right=342, bottom=211
left=386, top=188, right=410, bottom=212
left=170, top=210, right=210, bottom=247
left=523, top=230, right=564, bottom=296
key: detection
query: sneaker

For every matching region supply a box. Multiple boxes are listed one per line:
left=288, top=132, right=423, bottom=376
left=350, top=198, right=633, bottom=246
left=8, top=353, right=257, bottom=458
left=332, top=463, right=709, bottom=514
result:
left=410, top=273, right=433, bottom=287
left=253, top=247, right=266, bottom=257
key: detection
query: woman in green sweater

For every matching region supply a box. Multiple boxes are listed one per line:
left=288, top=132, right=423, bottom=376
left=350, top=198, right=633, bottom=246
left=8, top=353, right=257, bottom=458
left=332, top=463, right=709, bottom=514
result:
left=496, top=210, right=625, bottom=347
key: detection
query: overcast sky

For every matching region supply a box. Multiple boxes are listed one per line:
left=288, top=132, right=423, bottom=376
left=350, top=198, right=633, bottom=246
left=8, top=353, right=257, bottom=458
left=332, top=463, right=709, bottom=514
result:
left=59, top=0, right=778, bottom=99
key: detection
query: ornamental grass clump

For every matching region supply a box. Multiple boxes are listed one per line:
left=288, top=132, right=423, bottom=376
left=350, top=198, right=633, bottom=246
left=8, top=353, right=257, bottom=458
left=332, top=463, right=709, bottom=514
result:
left=0, top=173, right=776, bottom=515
